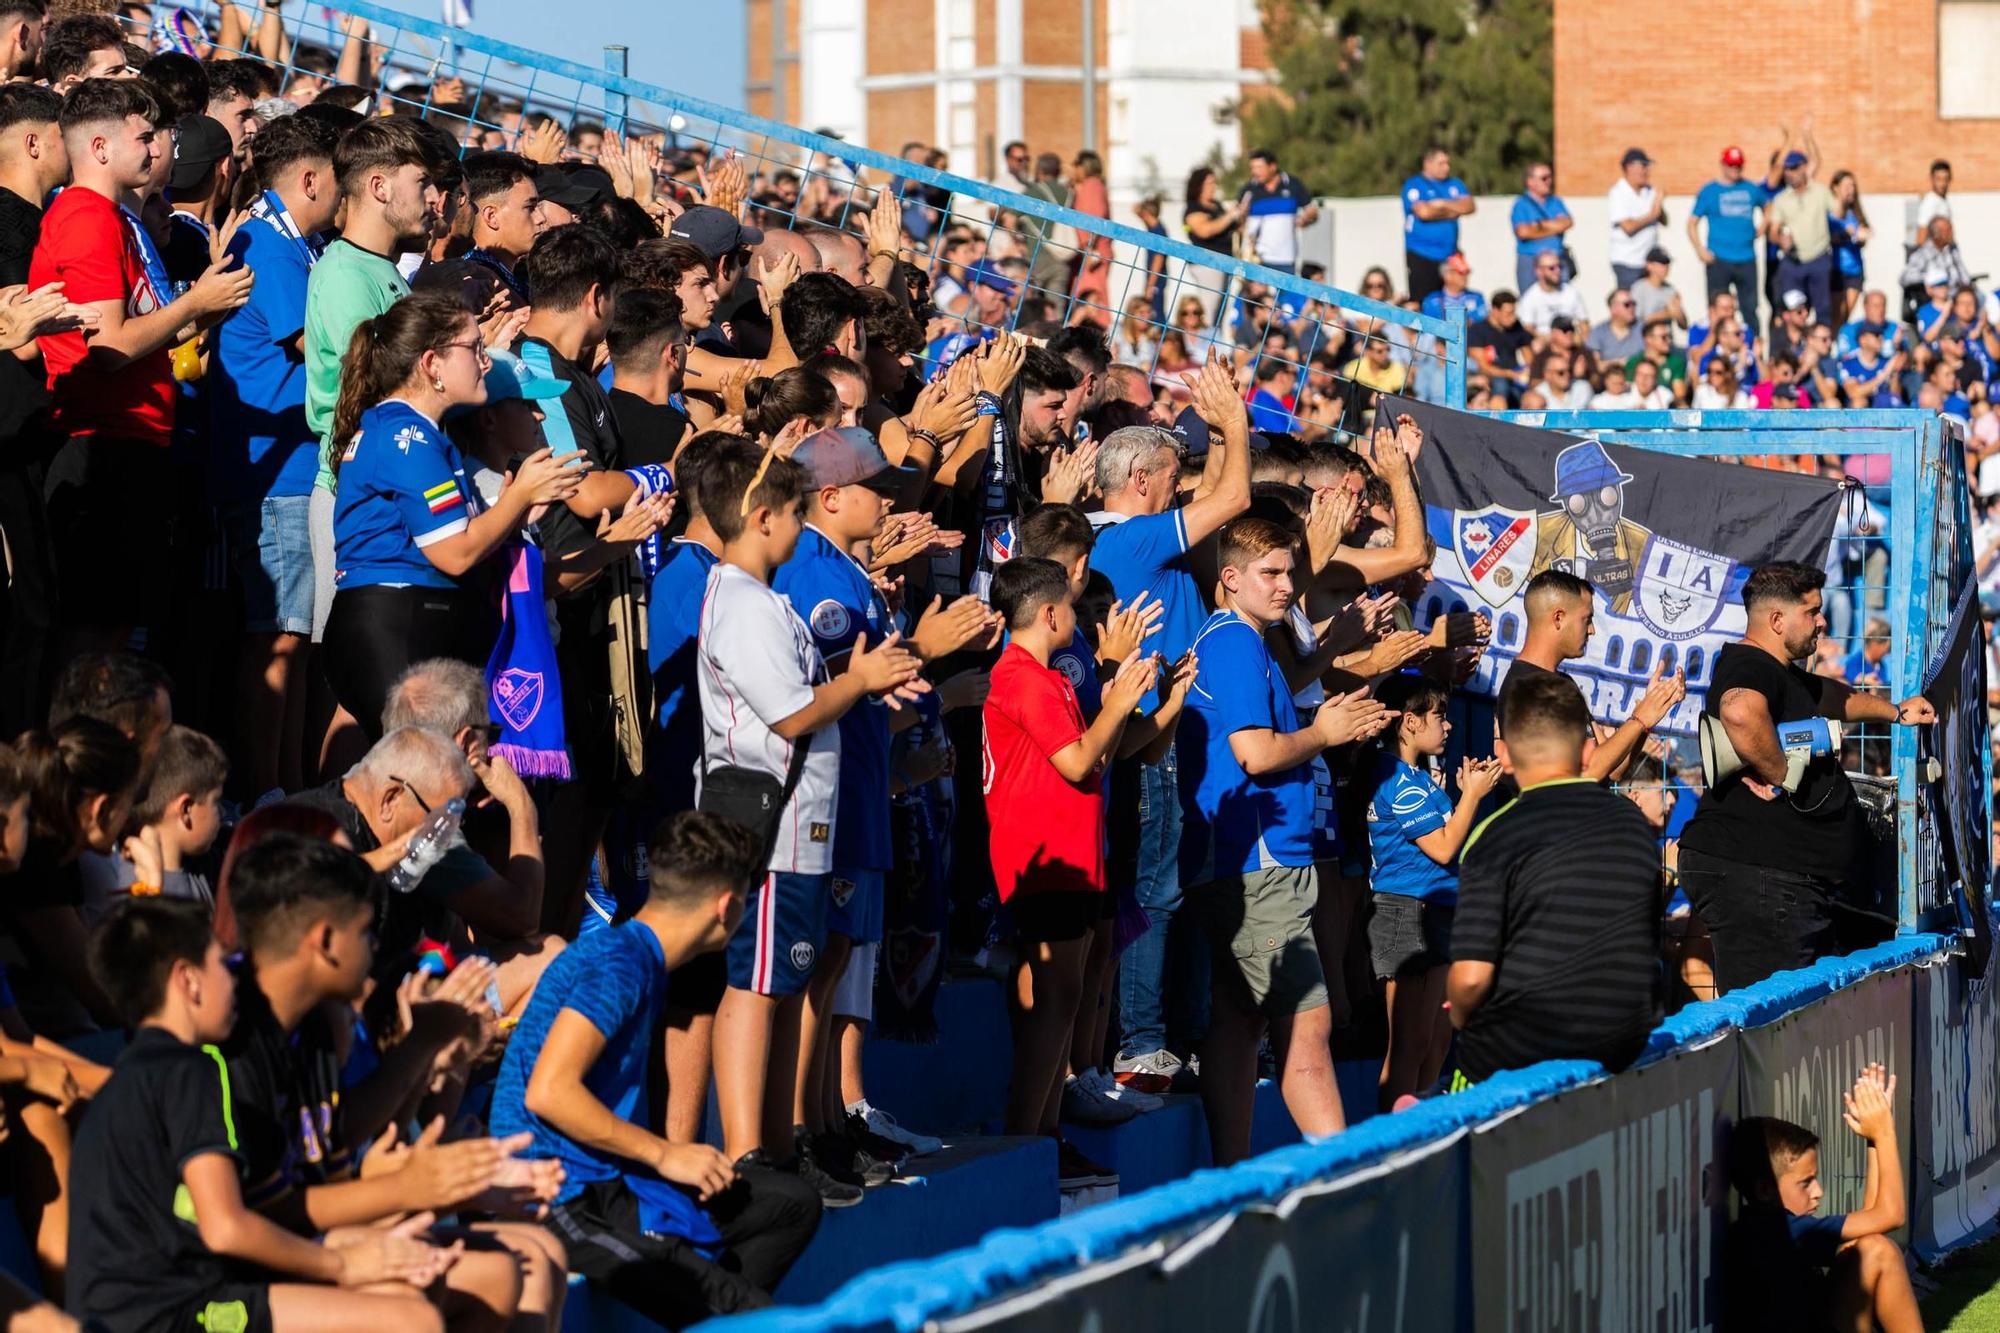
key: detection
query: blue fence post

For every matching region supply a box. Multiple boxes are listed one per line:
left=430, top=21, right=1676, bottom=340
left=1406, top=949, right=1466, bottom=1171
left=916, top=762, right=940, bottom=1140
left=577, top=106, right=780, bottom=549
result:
left=1896, top=417, right=1928, bottom=931
left=602, top=45, right=628, bottom=135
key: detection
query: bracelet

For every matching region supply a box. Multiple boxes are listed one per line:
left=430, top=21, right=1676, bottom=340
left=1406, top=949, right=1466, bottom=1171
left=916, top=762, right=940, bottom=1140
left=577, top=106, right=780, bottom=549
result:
left=130, top=880, right=161, bottom=897
left=906, top=426, right=942, bottom=449
left=974, top=391, right=1003, bottom=417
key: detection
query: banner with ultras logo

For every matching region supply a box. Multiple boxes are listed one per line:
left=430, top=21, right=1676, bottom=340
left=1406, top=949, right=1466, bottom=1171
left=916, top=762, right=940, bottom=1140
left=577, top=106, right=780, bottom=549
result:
left=1377, top=398, right=1850, bottom=735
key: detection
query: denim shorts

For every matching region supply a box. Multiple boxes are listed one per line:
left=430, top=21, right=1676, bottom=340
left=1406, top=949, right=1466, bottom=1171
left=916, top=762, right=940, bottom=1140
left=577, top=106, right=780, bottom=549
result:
left=227, top=494, right=316, bottom=635
left=1369, top=893, right=1454, bottom=980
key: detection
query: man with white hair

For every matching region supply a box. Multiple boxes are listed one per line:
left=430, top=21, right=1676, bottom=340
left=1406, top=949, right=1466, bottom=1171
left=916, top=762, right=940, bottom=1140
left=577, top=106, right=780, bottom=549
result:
left=382, top=659, right=566, bottom=1008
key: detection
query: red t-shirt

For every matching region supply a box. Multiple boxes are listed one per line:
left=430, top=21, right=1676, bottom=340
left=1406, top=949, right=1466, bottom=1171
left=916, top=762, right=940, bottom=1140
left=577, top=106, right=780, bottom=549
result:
left=29, top=186, right=174, bottom=446
left=981, top=642, right=1104, bottom=900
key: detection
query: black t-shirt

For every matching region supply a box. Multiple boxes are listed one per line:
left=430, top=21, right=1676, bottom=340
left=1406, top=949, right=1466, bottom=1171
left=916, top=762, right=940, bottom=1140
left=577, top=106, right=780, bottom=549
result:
left=1469, top=318, right=1533, bottom=378
left=67, top=1026, right=246, bottom=1330
left=1495, top=659, right=1590, bottom=735
left=0, top=840, right=95, bottom=1036
left=1680, top=642, right=1854, bottom=879
left=1184, top=200, right=1235, bottom=256
left=220, top=962, right=354, bottom=1212
left=609, top=386, right=690, bottom=470
left=1723, top=1204, right=1840, bottom=1332
left=0, top=187, right=48, bottom=441
left=1451, top=779, right=1663, bottom=1082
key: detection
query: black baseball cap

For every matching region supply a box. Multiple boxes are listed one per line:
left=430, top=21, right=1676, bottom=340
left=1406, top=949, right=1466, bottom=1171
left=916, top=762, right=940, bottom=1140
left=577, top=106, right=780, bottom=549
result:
left=536, top=165, right=594, bottom=213
left=169, top=115, right=233, bottom=193
left=668, top=204, right=764, bottom=260
left=1621, top=147, right=1652, bottom=168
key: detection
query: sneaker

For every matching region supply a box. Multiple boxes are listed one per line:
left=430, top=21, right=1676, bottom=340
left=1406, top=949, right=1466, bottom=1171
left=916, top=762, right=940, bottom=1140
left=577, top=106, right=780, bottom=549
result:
left=1090, top=1066, right=1162, bottom=1112
left=813, top=1127, right=896, bottom=1187
left=791, top=1134, right=864, bottom=1208
left=1112, top=1048, right=1183, bottom=1096
left=1055, top=1138, right=1119, bottom=1190
left=844, top=1113, right=914, bottom=1167
left=1062, top=1072, right=1139, bottom=1125
left=848, top=1099, right=943, bottom=1156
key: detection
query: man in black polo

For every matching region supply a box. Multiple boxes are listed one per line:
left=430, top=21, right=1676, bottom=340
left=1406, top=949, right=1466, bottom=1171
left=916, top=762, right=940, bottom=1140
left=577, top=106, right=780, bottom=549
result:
left=1677, top=562, right=1934, bottom=993
left=1448, top=668, right=1666, bottom=1085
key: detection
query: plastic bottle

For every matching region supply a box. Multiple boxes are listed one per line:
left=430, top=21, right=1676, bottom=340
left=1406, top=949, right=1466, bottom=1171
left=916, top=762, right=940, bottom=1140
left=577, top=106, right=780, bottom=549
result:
left=385, top=797, right=466, bottom=894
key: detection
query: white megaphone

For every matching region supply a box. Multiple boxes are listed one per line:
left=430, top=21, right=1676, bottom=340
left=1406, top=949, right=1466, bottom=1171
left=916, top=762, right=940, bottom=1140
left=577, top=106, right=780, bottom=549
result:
left=1699, top=714, right=1840, bottom=794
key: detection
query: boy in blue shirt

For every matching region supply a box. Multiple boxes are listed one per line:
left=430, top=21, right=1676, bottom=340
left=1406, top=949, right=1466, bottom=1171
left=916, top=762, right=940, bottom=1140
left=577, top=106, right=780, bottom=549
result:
left=1180, top=516, right=1393, bottom=1163
left=1364, top=674, right=1501, bottom=1111
left=1725, top=1065, right=1919, bottom=1332
left=1837, top=323, right=1904, bottom=407
left=493, top=811, right=822, bottom=1326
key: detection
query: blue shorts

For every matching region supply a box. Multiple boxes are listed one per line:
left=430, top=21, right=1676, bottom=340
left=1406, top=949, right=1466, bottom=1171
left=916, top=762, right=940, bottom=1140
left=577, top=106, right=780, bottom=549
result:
left=727, top=871, right=829, bottom=997
left=827, top=868, right=885, bottom=944
left=226, top=494, right=316, bottom=636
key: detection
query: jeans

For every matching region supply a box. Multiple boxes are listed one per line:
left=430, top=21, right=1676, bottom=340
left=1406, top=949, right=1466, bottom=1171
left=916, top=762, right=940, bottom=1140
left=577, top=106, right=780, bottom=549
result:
left=1679, top=846, right=1839, bottom=994
left=1612, top=262, right=1647, bottom=292
left=1117, top=742, right=1205, bottom=1056
left=1705, top=258, right=1759, bottom=328
left=1776, top=253, right=1834, bottom=323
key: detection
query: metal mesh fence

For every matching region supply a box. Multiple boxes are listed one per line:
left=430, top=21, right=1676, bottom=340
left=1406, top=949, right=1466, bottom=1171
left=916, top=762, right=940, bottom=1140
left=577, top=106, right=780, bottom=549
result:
left=117, top=0, right=1463, bottom=436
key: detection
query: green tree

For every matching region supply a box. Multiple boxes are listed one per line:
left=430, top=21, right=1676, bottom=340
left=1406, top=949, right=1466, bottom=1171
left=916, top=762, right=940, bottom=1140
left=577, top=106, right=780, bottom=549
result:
left=1240, top=0, right=1553, bottom=197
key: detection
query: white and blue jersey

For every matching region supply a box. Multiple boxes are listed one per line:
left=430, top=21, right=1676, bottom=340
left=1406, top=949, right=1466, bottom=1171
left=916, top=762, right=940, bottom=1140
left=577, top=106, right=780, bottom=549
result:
left=1178, top=610, right=1316, bottom=883
left=1237, top=171, right=1314, bottom=267
left=1365, top=752, right=1458, bottom=904
left=1087, top=507, right=1199, bottom=715
left=1402, top=175, right=1470, bottom=261
left=774, top=524, right=893, bottom=873
left=331, top=399, right=475, bottom=591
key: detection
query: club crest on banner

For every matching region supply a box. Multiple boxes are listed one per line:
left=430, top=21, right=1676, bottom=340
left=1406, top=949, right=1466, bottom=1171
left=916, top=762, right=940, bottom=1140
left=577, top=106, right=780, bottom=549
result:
left=1635, top=536, right=1734, bottom=641
left=1453, top=506, right=1535, bottom=607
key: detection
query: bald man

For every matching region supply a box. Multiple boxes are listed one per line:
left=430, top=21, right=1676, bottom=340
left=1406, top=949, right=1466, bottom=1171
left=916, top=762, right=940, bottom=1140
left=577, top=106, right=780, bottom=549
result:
left=1498, top=568, right=1685, bottom=781
left=709, top=228, right=820, bottom=359
left=808, top=227, right=867, bottom=286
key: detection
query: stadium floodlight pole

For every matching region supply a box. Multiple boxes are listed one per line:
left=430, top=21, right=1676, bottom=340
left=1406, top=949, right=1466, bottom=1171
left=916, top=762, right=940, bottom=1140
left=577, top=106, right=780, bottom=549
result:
left=1080, top=0, right=1096, bottom=156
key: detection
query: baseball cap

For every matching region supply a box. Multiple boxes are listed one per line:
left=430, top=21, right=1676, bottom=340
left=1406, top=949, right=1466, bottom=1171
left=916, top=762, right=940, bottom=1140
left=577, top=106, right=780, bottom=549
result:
left=963, top=259, right=1017, bottom=296
left=793, top=425, right=915, bottom=495
left=446, top=348, right=569, bottom=420
left=1782, top=289, right=1810, bottom=311
left=1645, top=246, right=1672, bottom=265
left=536, top=165, right=595, bottom=213
left=668, top=204, right=764, bottom=260
left=1939, top=319, right=1968, bottom=341
left=1620, top=147, right=1652, bottom=168
left=1783, top=150, right=1809, bottom=170
left=1924, top=265, right=1952, bottom=287
left=168, top=115, right=233, bottom=193
left=1172, top=406, right=1212, bottom=458
left=1720, top=145, right=1746, bottom=167
left=565, top=164, right=616, bottom=210
left=1549, top=315, right=1576, bottom=334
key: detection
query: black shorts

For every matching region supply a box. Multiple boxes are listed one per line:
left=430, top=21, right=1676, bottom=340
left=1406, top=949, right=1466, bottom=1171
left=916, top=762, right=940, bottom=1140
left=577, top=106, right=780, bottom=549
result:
left=43, top=434, right=171, bottom=630
left=1369, top=893, right=1454, bottom=980
left=172, top=1282, right=274, bottom=1333
left=664, top=949, right=727, bottom=1014
left=1840, top=270, right=1865, bottom=292
left=321, top=582, right=496, bottom=740
left=1009, top=890, right=1101, bottom=943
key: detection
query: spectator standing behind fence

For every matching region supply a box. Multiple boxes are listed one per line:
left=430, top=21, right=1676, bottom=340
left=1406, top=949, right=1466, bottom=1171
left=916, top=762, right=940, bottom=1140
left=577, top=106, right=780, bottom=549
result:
left=1400, top=147, right=1472, bottom=305
left=1606, top=147, right=1664, bottom=291
left=1510, top=162, right=1572, bottom=295
left=1238, top=147, right=1318, bottom=277
left=1690, top=145, right=1770, bottom=329
left=1445, top=669, right=1665, bottom=1089
left=1676, top=563, right=1935, bottom=995
left=1766, top=126, right=1838, bottom=329
left=1913, top=158, right=1952, bottom=250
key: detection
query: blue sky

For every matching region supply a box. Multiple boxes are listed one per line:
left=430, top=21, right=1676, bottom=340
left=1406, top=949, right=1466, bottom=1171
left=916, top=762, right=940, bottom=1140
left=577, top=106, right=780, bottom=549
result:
left=383, top=0, right=747, bottom=112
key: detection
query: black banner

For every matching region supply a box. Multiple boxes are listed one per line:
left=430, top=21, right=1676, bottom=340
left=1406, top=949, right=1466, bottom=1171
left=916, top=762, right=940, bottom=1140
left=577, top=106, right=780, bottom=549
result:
left=1378, top=398, right=1847, bottom=734
left=1911, top=949, right=2000, bottom=1258
left=1922, top=581, right=1994, bottom=962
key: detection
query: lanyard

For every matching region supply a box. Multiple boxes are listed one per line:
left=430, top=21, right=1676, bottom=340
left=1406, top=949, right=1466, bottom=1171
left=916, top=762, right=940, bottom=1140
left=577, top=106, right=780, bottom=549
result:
left=117, top=203, right=173, bottom=312
left=256, top=189, right=323, bottom=271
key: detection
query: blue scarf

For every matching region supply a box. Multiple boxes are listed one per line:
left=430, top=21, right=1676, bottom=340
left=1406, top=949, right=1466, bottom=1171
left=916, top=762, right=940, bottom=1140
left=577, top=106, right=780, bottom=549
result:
left=485, top=543, right=571, bottom=778
left=622, top=463, right=674, bottom=581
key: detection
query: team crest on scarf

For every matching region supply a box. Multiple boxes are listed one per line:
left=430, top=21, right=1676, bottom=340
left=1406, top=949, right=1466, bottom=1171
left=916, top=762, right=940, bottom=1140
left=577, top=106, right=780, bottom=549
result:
left=491, top=668, right=546, bottom=730
left=1452, top=505, right=1535, bottom=607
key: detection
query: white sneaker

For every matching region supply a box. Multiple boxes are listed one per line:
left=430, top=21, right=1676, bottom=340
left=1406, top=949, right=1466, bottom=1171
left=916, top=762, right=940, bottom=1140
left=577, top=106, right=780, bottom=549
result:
left=847, top=1099, right=943, bottom=1156
left=1063, top=1072, right=1139, bottom=1125
left=1091, top=1066, right=1162, bottom=1112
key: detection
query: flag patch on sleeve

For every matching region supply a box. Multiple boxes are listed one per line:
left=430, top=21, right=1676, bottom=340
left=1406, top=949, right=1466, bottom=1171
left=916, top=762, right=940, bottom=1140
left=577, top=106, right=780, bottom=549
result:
left=424, top=480, right=464, bottom=514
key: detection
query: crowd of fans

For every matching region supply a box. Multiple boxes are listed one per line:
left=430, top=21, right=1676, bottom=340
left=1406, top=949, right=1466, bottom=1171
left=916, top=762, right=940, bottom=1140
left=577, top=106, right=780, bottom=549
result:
left=0, top=1, right=1965, bottom=1330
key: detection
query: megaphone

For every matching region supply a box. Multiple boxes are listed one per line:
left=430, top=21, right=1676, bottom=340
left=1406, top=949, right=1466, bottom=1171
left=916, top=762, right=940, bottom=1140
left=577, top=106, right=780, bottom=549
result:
left=1699, top=714, right=1840, bottom=793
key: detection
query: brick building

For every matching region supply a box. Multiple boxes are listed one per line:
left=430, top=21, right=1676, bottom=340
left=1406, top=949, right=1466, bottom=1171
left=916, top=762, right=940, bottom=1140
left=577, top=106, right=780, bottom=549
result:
left=1554, top=0, right=2000, bottom=197
left=745, top=0, right=1273, bottom=217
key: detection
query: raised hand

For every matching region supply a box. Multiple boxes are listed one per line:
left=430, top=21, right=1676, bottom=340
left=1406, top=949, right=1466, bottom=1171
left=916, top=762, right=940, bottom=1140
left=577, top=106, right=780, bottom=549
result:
left=865, top=186, right=903, bottom=264
left=757, top=249, right=802, bottom=312
left=975, top=334, right=1026, bottom=395
left=521, top=118, right=568, bottom=165
left=1456, top=755, right=1504, bottom=801
left=1104, top=651, right=1163, bottom=715
left=1395, top=411, right=1425, bottom=463
left=1040, top=440, right=1099, bottom=505
left=1631, top=661, right=1688, bottom=729
left=511, top=446, right=593, bottom=506
left=1315, top=690, right=1392, bottom=747
left=911, top=593, right=1003, bottom=660
left=1183, top=350, right=1247, bottom=431
left=1097, top=592, right=1165, bottom=665
left=1841, top=1062, right=1897, bottom=1142
left=847, top=629, right=928, bottom=707
left=1306, top=485, right=1359, bottom=573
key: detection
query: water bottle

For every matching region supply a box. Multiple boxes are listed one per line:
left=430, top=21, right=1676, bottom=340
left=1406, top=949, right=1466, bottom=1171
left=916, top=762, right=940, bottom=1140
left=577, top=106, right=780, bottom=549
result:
left=385, top=798, right=466, bottom=894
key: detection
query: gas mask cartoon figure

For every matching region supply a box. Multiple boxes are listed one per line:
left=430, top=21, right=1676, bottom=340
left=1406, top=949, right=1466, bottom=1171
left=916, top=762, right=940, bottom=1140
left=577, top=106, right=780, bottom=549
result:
left=1530, top=439, right=1654, bottom=612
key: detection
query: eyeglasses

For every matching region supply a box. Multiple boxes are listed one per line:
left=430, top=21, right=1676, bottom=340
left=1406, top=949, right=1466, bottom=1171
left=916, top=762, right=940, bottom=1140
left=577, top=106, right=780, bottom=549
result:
left=1614, top=298, right=1635, bottom=308
left=389, top=775, right=432, bottom=814
left=440, top=339, right=492, bottom=367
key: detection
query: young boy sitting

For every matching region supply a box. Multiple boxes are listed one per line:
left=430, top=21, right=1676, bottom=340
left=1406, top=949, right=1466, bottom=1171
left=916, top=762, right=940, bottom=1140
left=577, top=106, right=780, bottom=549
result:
left=1726, top=1065, right=1922, bottom=1333
left=68, top=896, right=458, bottom=1333
left=1447, top=669, right=1665, bottom=1086
left=1363, top=673, right=1501, bottom=1110
left=492, top=810, right=822, bottom=1326
left=983, top=556, right=1158, bottom=1189
left=81, top=723, right=229, bottom=924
